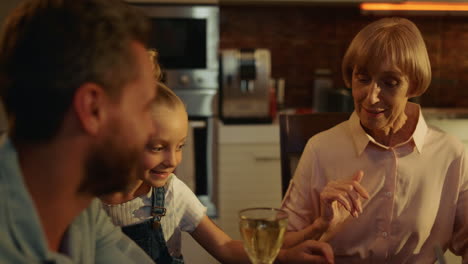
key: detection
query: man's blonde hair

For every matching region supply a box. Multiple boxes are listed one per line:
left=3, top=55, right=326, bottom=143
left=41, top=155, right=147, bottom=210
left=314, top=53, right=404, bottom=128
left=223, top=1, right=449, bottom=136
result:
left=342, top=17, right=431, bottom=97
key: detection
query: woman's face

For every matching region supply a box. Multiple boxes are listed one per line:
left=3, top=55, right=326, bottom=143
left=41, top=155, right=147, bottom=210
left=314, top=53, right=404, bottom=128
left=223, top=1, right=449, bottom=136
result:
left=351, top=61, right=412, bottom=134
left=140, top=106, right=188, bottom=187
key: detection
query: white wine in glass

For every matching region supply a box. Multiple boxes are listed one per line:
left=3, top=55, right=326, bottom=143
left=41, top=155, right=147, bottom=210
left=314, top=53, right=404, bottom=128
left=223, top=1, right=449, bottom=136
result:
left=239, top=207, right=288, bottom=264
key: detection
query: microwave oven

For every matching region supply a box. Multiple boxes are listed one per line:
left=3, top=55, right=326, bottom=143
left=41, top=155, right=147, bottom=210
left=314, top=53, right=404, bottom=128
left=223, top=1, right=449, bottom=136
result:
left=131, top=4, right=219, bottom=92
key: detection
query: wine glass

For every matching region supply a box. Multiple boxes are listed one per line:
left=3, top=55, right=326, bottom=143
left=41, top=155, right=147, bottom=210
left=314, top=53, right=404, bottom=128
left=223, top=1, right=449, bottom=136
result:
left=239, top=207, right=288, bottom=264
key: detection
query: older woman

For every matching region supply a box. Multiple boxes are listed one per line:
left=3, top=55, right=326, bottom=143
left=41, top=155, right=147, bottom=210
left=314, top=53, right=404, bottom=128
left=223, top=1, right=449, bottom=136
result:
left=281, top=17, right=468, bottom=263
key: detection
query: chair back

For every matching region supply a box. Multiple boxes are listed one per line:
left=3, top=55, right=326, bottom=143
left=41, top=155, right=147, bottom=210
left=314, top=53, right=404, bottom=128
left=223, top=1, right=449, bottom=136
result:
left=279, top=112, right=350, bottom=196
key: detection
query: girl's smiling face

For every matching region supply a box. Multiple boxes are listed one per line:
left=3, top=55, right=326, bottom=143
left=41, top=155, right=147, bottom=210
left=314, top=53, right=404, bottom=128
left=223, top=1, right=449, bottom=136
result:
left=141, top=105, right=188, bottom=187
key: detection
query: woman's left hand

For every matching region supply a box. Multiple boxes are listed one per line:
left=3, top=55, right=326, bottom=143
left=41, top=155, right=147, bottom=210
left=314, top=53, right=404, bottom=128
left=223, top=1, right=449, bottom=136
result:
left=318, top=170, right=369, bottom=241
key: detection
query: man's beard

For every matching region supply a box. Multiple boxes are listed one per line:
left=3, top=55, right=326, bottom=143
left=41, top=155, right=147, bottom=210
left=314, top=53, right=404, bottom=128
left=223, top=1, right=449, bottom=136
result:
left=78, top=132, right=144, bottom=196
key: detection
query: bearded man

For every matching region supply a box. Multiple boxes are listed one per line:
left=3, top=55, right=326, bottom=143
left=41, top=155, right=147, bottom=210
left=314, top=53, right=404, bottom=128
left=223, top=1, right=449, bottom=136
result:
left=0, top=0, right=158, bottom=263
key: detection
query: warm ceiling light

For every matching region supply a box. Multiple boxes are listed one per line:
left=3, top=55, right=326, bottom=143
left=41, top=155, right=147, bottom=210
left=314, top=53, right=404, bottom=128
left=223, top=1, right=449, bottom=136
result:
left=361, top=2, right=468, bottom=12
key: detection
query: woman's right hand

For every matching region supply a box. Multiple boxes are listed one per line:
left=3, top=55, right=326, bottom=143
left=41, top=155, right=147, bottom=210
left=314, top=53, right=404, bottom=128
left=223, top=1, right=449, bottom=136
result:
left=318, top=170, right=369, bottom=241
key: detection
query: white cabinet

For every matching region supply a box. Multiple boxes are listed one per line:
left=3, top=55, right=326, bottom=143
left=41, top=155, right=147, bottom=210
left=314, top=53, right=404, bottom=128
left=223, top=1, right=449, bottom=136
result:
left=180, top=123, right=281, bottom=263
left=217, top=124, right=283, bottom=240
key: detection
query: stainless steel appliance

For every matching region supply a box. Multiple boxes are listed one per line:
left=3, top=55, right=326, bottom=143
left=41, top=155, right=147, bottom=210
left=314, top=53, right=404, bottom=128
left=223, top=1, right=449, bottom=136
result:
left=313, top=68, right=353, bottom=112
left=220, top=49, right=272, bottom=124
left=132, top=4, right=219, bottom=217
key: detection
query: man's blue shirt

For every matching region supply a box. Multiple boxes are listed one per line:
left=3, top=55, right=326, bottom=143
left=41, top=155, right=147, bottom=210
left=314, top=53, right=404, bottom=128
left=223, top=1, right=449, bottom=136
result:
left=0, top=139, right=154, bottom=263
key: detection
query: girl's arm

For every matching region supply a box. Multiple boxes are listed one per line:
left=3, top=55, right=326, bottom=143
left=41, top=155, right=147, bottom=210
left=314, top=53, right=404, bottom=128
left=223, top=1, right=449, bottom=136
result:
left=283, top=217, right=330, bottom=248
left=190, top=215, right=334, bottom=264
left=190, top=215, right=249, bottom=264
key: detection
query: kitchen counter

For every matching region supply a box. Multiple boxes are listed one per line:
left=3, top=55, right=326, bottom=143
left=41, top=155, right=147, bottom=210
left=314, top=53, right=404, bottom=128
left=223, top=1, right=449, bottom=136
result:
left=218, top=122, right=279, bottom=144
left=217, top=108, right=468, bottom=144
left=423, top=108, right=468, bottom=119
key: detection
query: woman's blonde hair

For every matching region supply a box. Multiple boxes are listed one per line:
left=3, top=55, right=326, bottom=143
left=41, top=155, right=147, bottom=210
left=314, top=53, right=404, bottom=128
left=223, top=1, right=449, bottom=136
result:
left=342, top=17, right=431, bottom=97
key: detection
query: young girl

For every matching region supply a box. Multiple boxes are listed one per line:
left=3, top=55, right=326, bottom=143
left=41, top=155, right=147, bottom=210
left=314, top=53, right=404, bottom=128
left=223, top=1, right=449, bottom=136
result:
left=101, top=83, right=197, bottom=263
left=100, top=82, right=334, bottom=264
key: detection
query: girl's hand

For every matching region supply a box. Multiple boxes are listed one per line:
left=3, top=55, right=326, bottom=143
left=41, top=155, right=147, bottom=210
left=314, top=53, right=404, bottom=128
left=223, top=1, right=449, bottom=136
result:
left=318, top=170, right=369, bottom=240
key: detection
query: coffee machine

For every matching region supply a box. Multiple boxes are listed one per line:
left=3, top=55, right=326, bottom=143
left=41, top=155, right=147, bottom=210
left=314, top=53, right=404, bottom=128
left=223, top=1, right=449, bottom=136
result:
left=220, top=49, right=272, bottom=124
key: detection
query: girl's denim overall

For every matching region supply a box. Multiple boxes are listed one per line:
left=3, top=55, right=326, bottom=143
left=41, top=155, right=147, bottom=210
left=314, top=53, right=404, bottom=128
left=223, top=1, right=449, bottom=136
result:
left=122, top=187, right=184, bottom=264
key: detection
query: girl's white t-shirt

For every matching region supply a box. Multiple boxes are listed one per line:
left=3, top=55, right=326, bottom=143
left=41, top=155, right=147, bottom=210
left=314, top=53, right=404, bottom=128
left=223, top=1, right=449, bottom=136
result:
left=102, top=174, right=207, bottom=257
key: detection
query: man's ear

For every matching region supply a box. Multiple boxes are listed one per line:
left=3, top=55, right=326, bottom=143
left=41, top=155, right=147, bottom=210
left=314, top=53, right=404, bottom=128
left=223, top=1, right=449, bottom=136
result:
left=73, top=83, right=108, bottom=135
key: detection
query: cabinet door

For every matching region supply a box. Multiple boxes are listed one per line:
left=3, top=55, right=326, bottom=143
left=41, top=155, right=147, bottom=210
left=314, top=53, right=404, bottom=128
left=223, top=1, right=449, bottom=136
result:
left=218, top=143, right=282, bottom=240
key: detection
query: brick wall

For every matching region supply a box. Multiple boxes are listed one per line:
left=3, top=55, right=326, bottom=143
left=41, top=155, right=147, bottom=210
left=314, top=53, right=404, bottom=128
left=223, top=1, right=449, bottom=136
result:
left=220, top=4, right=468, bottom=108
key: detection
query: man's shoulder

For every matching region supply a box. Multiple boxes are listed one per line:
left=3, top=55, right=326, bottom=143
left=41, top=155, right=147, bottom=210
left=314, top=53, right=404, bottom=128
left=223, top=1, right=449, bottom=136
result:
left=0, top=138, right=22, bottom=188
left=68, top=198, right=111, bottom=242
left=74, top=198, right=107, bottom=225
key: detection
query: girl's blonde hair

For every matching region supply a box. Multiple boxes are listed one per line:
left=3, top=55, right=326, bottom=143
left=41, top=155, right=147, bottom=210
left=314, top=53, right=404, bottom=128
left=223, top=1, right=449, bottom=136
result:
left=148, top=49, right=162, bottom=81
left=153, top=82, right=186, bottom=111
left=147, top=49, right=185, bottom=112
left=342, top=17, right=431, bottom=97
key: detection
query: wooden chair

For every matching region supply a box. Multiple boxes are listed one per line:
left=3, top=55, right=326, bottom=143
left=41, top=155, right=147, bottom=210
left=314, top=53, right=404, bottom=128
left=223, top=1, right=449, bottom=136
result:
left=279, top=112, right=351, bottom=196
